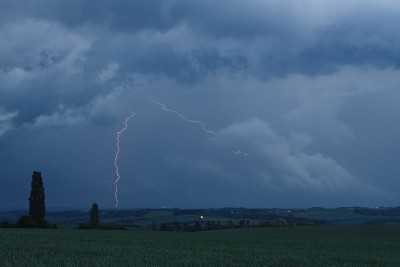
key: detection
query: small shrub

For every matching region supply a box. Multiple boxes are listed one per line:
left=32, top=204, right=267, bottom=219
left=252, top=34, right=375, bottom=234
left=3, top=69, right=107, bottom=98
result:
left=35, top=218, right=55, bottom=228
left=16, top=215, right=57, bottom=229
left=159, top=223, right=170, bottom=231
left=0, top=221, right=14, bottom=228
left=147, top=222, right=157, bottom=231
left=16, top=215, right=36, bottom=228
left=257, top=220, right=274, bottom=227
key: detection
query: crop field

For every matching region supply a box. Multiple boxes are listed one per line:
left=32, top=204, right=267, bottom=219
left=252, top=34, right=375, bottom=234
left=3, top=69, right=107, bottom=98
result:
left=1, top=225, right=399, bottom=266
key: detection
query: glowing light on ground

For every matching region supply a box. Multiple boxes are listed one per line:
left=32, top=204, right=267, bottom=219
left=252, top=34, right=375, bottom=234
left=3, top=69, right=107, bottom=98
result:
left=114, top=112, right=135, bottom=208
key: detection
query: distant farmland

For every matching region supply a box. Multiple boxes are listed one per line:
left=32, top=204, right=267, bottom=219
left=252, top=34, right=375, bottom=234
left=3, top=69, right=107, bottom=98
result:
left=1, top=225, right=399, bottom=266
left=2, top=206, right=400, bottom=227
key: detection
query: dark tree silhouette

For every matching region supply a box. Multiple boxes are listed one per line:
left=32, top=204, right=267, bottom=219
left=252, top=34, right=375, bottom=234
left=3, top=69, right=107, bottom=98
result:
left=90, top=203, right=100, bottom=227
left=29, top=171, right=45, bottom=220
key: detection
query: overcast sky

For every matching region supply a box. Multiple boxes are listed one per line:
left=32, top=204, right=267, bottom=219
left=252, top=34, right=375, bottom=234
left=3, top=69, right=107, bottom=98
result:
left=1, top=0, right=400, bottom=209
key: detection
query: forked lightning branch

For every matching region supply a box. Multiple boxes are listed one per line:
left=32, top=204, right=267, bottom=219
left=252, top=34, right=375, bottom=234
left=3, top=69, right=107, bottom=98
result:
left=113, top=99, right=250, bottom=208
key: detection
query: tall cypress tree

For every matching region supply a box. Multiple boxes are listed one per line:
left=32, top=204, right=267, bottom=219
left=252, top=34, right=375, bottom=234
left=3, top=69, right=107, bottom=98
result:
left=29, top=171, right=45, bottom=220
left=90, top=203, right=100, bottom=227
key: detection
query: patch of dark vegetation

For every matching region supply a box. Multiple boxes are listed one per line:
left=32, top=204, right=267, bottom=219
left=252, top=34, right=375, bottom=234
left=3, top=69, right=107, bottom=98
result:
left=0, top=216, right=57, bottom=229
left=78, top=223, right=126, bottom=230
left=204, top=207, right=307, bottom=221
left=151, top=217, right=326, bottom=232
left=0, top=221, right=14, bottom=228
left=366, top=219, right=400, bottom=224
left=98, top=224, right=126, bottom=230
left=104, top=209, right=148, bottom=219
left=355, top=207, right=400, bottom=216
left=17, top=215, right=57, bottom=229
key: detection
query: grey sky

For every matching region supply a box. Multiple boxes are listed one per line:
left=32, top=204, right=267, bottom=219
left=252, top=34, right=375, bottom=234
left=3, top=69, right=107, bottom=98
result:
left=1, top=0, right=399, bottom=209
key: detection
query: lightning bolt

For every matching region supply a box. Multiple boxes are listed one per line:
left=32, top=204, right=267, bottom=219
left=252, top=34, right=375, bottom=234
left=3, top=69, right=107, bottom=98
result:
left=114, top=112, right=135, bottom=208
left=148, top=98, right=218, bottom=137
left=233, top=150, right=250, bottom=157
left=148, top=98, right=250, bottom=157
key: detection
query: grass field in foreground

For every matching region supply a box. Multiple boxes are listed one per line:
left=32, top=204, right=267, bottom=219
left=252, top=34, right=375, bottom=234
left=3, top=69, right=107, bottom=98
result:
left=1, top=225, right=399, bottom=266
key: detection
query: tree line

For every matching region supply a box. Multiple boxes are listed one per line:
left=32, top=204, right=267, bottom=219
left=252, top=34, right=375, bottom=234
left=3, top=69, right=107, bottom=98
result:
left=0, top=171, right=122, bottom=230
left=151, top=217, right=326, bottom=232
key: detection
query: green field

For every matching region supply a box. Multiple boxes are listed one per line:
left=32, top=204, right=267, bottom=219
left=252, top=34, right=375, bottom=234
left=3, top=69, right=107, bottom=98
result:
left=1, top=225, right=399, bottom=266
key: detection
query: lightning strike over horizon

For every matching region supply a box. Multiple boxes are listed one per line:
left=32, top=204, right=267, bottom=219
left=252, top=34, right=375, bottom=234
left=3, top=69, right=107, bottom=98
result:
left=114, top=112, right=135, bottom=208
left=148, top=98, right=250, bottom=157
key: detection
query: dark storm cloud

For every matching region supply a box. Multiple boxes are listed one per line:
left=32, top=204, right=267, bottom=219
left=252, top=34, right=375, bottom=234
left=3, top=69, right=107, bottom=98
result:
left=0, top=0, right=178, bottom=31
left=169, top=0, right=400, bottom=76
left=1, top=0, right=400, bottom=208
